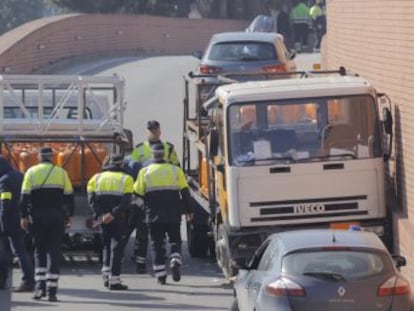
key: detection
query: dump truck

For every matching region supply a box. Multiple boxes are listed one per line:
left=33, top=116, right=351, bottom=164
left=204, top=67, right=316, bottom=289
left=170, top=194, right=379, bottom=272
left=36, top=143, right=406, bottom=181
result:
left=0, top=74, right=133, bottom=258
left=182, top=67, right=394, bottom=277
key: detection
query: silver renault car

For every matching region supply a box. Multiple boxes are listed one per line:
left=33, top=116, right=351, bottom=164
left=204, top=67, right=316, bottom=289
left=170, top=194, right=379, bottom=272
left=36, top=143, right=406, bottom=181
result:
left=231, top=229, right=414, bottom=311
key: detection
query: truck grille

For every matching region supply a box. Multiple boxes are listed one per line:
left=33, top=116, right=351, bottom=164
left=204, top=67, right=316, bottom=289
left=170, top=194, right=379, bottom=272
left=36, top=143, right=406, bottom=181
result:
left=250, top=195, right=368, bottom=222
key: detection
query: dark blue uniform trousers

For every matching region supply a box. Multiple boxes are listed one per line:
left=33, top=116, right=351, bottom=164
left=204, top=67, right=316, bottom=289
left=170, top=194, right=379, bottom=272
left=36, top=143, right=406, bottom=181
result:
left=31, top=210, right=65, bottom=296
left=149, top=222, right=182, bottom=280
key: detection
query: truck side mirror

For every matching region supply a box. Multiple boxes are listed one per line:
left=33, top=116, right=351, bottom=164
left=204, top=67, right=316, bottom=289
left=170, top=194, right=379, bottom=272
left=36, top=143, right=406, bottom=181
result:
left=383, top=107, right=393, bottom=135
left=192, top=50, right=203, bottom=60
left=208, top=128, right=219, bottom=159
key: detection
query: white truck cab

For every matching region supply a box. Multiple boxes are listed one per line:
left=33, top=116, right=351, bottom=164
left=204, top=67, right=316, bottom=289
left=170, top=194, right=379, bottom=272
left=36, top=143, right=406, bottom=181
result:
left=183, top=68, right=394, bottom=277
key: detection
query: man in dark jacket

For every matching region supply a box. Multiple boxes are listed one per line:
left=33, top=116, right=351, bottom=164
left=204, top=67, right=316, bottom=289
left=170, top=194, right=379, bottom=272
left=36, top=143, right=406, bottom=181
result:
left=87, top=153, right=134, bottom=290
left=133, top=143, right=193, bottom=285
left=20, top=147, right=74, bottom=302
left=0, top=156, right=35, bottom=292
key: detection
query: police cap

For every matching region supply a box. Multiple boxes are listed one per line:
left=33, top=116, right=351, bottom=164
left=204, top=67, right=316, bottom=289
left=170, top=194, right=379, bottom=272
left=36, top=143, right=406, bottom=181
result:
left=147, top=120, right=160, bottom=131
left=109, top=153, right=124, bottom=165
left=39, top=147, right=53, bottom=157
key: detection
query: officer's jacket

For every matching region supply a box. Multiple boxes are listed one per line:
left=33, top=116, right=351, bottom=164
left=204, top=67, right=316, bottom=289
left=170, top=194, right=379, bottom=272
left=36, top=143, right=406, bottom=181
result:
left=0, top=157, right=23, bottom=235
left=20, top=161, right=74, bottom=218
left=130, top=140, right=180, bottom=166
left=134, top=161, right=192, bottom=223
left=87, top=166, right=133, bottom=220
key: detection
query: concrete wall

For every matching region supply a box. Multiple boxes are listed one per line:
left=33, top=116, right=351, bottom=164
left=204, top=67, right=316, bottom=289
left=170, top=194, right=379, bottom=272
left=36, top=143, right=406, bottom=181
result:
left=0, top=14, right=247, bottom=74
left=322, top=0, right=414, bottom=283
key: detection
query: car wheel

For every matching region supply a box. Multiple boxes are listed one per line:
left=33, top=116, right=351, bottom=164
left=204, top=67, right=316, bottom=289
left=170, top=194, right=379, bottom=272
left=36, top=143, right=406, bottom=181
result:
left=230, top=298, right=239, bottom=311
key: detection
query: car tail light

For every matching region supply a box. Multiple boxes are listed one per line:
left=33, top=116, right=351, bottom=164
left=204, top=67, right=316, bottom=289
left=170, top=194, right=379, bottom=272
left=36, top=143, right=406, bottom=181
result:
left=265, top=277, right=305, bottom=297
left=378, top=276, right=410, bottom=296
left=263, top=64, right=287, bottom=73
left=199, top=65, right=223, bottom=74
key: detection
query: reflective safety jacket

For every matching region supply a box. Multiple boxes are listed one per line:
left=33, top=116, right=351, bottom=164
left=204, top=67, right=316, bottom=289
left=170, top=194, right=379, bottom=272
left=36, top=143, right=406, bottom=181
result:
left=0, top=157, right=23, bottom=235
left=290, top=2, right=310, bottom=24
left=87, top=166, right=134, bottom=219
left=20, top=161, right=74, bottom=218
left=310, top=4, right=324, bottom=21
left=130, top=140, right=180, bottom=166
left=134, top=161, right=192, bottom=223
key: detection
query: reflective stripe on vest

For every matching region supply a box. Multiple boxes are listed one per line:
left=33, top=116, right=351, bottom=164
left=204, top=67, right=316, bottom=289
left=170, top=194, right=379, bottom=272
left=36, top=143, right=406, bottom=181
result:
left=144, top=164, right=180, bottom=193
left=0, top=192, right=12, bottom=200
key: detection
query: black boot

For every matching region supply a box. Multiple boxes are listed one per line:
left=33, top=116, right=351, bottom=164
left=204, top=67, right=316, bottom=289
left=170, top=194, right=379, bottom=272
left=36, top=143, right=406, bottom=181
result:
left=109, top=283, right=128, bottom=290
left=32, top=281, right=46, bottom=300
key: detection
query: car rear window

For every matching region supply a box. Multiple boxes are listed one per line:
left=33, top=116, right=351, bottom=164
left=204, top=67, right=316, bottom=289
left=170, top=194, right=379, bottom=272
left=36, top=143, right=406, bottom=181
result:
left=208, top=42, right=277, bottom=61
left=282, top=250, right=393, bottom=279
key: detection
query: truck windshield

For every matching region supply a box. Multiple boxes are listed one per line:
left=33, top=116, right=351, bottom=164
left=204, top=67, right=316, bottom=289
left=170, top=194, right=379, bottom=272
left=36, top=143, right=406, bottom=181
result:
left=228, top=95, right=381, bottom=166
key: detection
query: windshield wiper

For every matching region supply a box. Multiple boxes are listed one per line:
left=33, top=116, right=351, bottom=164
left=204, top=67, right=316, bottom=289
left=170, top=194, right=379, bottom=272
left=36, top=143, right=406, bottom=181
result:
left=309, top=152, right=357, bottom=160
left=303, top=271, right=346, bottom=281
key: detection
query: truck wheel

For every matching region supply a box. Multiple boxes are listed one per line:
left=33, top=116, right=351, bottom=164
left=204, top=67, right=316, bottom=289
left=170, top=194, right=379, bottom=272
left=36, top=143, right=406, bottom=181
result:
left=187, top=222, right=209, bottom=258
left=230, top=298, right=240, bottom=311
left=216, top=225, right=237, bottom=278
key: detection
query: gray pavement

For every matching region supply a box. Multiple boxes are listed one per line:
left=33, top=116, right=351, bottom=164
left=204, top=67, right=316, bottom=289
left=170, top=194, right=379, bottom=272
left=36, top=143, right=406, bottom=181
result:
left=9, top=226, right=233, bottom=311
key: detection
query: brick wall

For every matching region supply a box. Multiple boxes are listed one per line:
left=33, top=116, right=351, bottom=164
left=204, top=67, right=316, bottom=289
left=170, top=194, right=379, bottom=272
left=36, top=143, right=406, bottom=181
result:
left=322, top=0, right=414, bottom=283
left=0, top=14, right=247, bottom=74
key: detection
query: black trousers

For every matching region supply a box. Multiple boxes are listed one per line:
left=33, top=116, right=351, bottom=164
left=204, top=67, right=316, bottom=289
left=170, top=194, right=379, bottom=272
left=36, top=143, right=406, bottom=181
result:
left=149, top=222, right=182, bottom=279
left=293, top=23, right=309, bottom=47
left=101, top=221, right=128, bottom=284
left=31, top=210, right=65, bottom=295
left=0, top=235, right=11, bottom=288
left=134, top=208, right=148, bottom=265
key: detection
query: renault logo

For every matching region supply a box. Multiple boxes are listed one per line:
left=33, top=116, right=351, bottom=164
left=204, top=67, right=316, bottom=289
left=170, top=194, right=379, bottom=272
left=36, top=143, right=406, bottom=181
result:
left=337, top=286, right=346, bottom=297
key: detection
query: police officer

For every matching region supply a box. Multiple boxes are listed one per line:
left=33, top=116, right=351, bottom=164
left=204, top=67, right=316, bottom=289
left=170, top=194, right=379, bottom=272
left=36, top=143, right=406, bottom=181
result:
left=87, top=153, right=133, bottom=290
left=20, top=147, right=74, bottom=302
left=0, top=156, right=35, bottom=292
left=131, top=120, right=180, bottom=166
left=130, top=120, right=180, bottom=273
left=133, top=143, right=192, bottom=285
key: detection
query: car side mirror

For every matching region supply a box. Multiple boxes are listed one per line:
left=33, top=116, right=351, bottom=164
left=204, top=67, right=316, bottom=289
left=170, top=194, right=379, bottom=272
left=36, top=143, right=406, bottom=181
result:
left=192, top=50, right=203, bottom=60
left=392, top=254, right=406, bottom=268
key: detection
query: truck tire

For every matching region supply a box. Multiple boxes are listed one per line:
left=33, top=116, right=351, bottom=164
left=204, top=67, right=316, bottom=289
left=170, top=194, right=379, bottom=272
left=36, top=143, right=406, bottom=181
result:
left=187, top=222, right=209, bottom=258
left=216, top=224, right=237, bottom=278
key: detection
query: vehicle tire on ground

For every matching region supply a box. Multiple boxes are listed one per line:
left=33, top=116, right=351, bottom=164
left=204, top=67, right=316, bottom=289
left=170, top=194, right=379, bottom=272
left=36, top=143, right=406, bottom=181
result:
left=230, top=298, right=239, bottom=311
left=216, top=224, right=238, bottom=278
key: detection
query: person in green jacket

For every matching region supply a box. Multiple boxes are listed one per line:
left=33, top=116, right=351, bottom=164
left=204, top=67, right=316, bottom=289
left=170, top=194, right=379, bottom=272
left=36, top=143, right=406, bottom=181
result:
left=290, top=0, right=310, bottom=52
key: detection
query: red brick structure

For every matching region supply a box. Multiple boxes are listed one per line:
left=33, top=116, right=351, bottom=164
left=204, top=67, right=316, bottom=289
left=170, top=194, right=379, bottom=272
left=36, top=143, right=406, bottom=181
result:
left=321, top=0, right=414, bottom=282
left=0, top=14, right=246, bottom=73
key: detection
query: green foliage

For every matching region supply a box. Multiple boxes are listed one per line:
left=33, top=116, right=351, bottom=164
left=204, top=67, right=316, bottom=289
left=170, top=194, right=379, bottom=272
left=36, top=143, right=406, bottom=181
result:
left=0, top=0, right=44, bottom=35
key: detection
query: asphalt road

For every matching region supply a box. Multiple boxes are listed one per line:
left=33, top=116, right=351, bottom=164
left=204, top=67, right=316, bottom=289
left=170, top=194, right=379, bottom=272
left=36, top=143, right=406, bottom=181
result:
left=2, top=52, right=320, bottom=311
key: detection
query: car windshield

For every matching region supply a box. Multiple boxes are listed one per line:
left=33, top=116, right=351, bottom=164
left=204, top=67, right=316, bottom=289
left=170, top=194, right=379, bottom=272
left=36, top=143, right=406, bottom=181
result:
left=208, top=41, right=277, bottom=62
left=228, top=95, right=381, bottom=166
left=282, top=250, right=393, bottom=279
